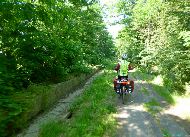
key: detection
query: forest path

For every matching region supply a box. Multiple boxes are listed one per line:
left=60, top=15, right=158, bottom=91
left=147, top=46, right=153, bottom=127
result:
left=114, top=70, right=189, bottom=137
left=17, top=70, right=190, bottom=137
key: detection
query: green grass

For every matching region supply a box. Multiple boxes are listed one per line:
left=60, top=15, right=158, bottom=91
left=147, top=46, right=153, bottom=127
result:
left=140, top=87, right=149, bottom=95
left=144, top=99, right=162, bottom=115
left=40, top=121, right=64, bottom=137
left=131, top=69, right=155, bottom=82
left=133, top=69, right=175, bottom=105
left=161, top=128, right=172, bottom=137
left=152, top=84, right=175, bottom=105
left=39, top=70, right=117, bottom=137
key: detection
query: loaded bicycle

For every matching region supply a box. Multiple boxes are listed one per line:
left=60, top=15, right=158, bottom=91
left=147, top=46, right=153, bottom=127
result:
left=113, top=54, right=134, bottom=104
left=115, top=76, right=134, bottom=104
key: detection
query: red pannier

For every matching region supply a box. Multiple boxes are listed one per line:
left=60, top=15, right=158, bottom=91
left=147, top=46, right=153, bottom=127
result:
left=113, top=79, right=134, bottom=93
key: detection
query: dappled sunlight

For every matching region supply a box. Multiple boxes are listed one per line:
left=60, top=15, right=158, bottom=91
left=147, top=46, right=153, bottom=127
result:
left=134, top=80, right=149, bottom=84
left=114, top=112, right=130, bottom=119
left=114, top=104, right=146, bottom=127
left=116, top=119, right=128, bottom=126
left=164, top=95, right=190, bottom=120
left=104, top=69, right=115, bottom=74
left=114, top=105, right=145, bottom=119
left=111, top=68, right=190, bottom=136
left=102, top=113, right=116, bottom=126
left=158, top=94, right=190, bottom=134
left=151, top=75, right=164, bottom=86
left=113, top=104, right=159, bottom=137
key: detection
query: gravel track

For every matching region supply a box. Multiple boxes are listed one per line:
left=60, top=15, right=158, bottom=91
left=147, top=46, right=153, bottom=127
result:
left=114, top=72, right=189, bottom=137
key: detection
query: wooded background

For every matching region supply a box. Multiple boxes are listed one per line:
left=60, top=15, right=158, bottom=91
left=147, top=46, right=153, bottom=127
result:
left=0, top=0, right=190, bottom=136
left=116, top=0, right=190, bottom=92
left=0, top=0, right=114, bottom=136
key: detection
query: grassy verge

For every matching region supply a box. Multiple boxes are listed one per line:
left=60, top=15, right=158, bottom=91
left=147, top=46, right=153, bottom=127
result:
left=131, top=69, right=155, bottom=82
left=39, top=70, right=117, bottom=137
left=161, top=128, right=172, bottom=137
left=134, top=69, right=175, bottom=105
left=144, top=99, right=162, bottom=115
left=140, top=87, right=149, bottom=95
left=152, top=84, right=175, bottom=105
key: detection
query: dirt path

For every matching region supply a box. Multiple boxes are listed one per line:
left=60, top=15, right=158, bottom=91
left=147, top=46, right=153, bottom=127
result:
left=17, top=70, right=189, bottom=137
left=17, top=71, right=103, bottom=137
left=114, top=71, right=189, bottom=137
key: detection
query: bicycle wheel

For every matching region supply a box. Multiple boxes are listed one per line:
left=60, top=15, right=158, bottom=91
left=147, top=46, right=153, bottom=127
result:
left=122, top=86, right=125, bottom=104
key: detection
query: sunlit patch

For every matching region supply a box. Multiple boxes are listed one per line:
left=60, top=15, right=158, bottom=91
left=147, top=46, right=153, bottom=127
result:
left=144, top=121, right=150, bottom=125
left=114, top=112, right=130, bottom=119
left=164, top=95, right=190, bottom=120
left=152, top=66, right=159, bottom=72
left=103, top=114, right=116, bottom=125
left=100, top=0, right=117, bottom=5
left=129, top=123, right=135, bottom=127
left=16, top=64, right=23, bottom=69
left=135, top=80, right=149, bottom=84
left=151, top=75, right=163, bottom=86
left=129, top=68, right=137, bottom=73
left=104, top=69, right=115, bottom=74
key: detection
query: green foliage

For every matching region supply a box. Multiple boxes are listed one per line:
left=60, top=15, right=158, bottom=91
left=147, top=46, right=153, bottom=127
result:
left=0, top=84, right=53, bottom=137
left=0, top=96, right=23, bottom=137
left=0, top=1, right=115, bottom=88
left=0, top=70, right=94, bottom=137
left=116, top=0, right=190, bottom=93
left=0, top=1, right=115, bottom=136
left=161, top=128, right=172, bottom=137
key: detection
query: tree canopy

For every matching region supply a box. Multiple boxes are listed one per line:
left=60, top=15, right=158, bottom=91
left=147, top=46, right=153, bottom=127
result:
left=0, top=0, right=115, bottom=93
left=0, top=1, right=115, bottom=136
left=116, top=0, right=190, bottom=91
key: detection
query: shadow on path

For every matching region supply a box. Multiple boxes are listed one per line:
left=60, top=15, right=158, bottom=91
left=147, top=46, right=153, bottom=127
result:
left=113, top=71, right=190, bottom=137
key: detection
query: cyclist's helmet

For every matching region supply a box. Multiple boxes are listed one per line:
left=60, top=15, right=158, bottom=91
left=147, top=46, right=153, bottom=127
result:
left=121, top=54, right=127, bottom=60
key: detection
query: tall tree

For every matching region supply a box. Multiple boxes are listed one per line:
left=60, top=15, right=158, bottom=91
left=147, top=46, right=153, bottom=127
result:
left=116, top=0, right=190, bottom=91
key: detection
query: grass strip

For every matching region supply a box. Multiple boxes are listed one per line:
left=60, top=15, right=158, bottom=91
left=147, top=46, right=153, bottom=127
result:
left=135, top=69, right=175, bottom=105
left=144, top=99, right=162, bottom=115
left=161, top=128, right=172, bottom=137
left=39, top=70, right=117, bottom=137
left=151, top=84, right=175, bottom=105
left=131, top=69, right=155, bottom=82
left=140, top=87, right=149, bottom=95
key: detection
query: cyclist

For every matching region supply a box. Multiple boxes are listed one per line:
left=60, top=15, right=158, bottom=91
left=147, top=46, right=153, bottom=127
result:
left=114, top=54, right=131, bottom=92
